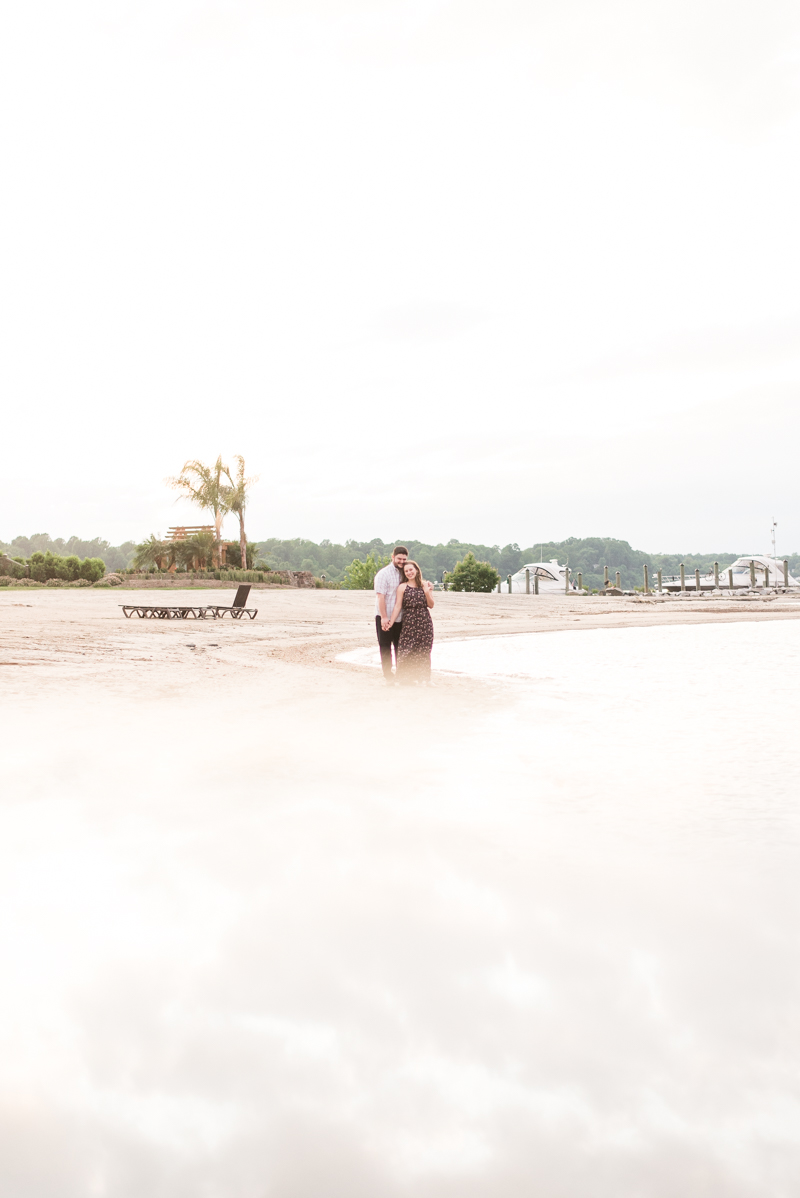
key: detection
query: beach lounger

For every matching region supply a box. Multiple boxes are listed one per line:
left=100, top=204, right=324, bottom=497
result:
left=206, top=584, right=258, bottom=620
left=120, top=604, right=215, bottom=619
left=120, top=586, right=258, bottom=621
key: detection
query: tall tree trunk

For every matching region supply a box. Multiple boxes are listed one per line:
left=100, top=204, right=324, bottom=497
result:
left=239, top=510, right=247, bottom=573
left=214, top=509, right=223, bottom=569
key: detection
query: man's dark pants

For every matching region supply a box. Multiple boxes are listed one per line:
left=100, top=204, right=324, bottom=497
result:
left=375, top=615, right=402, bottom=679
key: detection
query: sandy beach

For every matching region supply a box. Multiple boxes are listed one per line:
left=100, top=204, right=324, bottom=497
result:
left=3, top=585, right=800, bottom=697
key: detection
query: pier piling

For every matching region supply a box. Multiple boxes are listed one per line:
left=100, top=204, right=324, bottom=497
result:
left=657, top=569, right=662, bottom=593
left=750, top=560, right=756, bottom=588
left=714, top=561, right=719, bottom=589
left=643, top=564, right=649, bottom=593
left=680, top=563, right=685, bottom=592
left=525, top=568, right=530, bottom=594
left=695, top=568, right=701, bottom=593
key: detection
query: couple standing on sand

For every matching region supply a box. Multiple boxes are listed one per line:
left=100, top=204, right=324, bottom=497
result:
left=374, top=546, right=435, bottom=686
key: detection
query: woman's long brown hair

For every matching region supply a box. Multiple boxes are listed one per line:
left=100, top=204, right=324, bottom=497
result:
left=404, top=560, right=423, bottom=588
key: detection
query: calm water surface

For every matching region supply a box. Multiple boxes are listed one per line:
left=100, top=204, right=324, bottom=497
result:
left=342, top=619, right=800, bottom=845
left=1, top=619, right=799, bottom=1196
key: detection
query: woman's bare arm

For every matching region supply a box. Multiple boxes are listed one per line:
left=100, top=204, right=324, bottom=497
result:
left=388, top=584, right=407, bottom=625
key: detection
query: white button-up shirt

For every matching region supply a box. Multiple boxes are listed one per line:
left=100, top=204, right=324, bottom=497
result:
left=374, top=562, right=403, bottom=622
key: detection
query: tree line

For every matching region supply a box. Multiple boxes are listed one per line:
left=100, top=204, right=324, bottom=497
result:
left=4, top=531, right=797, bottom=592
left=253, top=536, right=800, bottom=592
left=1, top=533, right=136, bottom=573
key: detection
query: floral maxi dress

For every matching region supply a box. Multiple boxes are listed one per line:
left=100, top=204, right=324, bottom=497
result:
left=396, top=585, right=434, bottom=683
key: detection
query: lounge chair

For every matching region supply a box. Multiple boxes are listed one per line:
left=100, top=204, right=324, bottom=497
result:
left=121, top=584, right=258, bottom=621
left=207, top=584, right=259, bottom=620
left=120, top=603, right=213, bottom=619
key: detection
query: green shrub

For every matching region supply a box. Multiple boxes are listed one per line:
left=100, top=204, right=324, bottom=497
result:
left=29, top=552, right=46, bottom=582
left=447, top=552, right=500, bottom=593
left=222, top=568, right=262, bottom=583
left=343, top=552, right=389, bottom=590
left=25, top=549, right=104, bottom=583
left=80, top=557, right=105, bottom=583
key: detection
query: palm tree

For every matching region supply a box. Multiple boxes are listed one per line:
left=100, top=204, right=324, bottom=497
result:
left=189, top=530, right=215, bottom=570
left=133, top=535, right=171, bottom=571
left=174, top=532, right=214, bottom=571
left=166, top=457, right=229, bottom=568
left=222, top=455, right=259, bottom=572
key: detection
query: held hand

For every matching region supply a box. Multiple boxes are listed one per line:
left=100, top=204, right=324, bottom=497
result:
left=381, top=619, right=391, bottom=631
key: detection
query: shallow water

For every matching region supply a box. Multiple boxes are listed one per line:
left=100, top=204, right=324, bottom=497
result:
left=3, top=621, right=800, bottom=1196
left=341, top=620, right=800, bottom=846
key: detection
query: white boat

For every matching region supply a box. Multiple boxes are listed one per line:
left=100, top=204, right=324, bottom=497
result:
left=712, top=555, right=798, bottom=589
left=663, top=555, right=799, bottom=591
left=508, top=560, right=577, bottom=593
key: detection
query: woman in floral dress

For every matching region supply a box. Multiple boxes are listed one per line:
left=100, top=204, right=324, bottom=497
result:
left=387, top=560, right=435, bottom=685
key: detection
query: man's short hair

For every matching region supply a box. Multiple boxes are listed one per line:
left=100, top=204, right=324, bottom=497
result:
left=393, top=546, right=409, bottom=556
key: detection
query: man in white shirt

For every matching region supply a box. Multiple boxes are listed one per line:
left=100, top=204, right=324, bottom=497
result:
left=374, top=546, right=408, bottom=683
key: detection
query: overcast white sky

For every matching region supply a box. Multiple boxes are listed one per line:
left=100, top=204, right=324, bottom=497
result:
left=2, top=0, right=799, bottom=553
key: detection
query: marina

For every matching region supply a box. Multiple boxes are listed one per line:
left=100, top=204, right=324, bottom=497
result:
left=502, top=554, right=800, bottom=596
